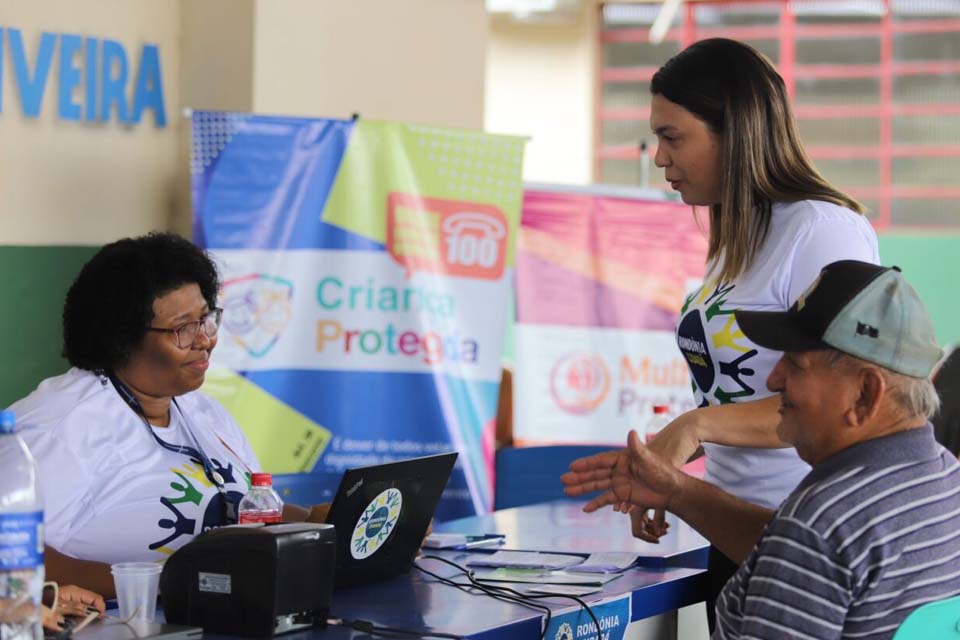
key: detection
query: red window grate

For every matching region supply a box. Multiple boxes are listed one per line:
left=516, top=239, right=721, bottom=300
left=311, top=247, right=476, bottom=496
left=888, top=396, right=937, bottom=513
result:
left=597, top=0, right=960, bottom=230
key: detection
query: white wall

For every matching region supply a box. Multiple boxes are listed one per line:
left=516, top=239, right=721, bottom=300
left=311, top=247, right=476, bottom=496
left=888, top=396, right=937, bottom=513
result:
left=0, top=0, right=181, bottom=244
left=485, top=5, right=597, bottom=185
left=252, top=0, right=488, bottom=130
left=175, top=0, right=257, bottom=234
left=1, top=0, right=493, bottom=244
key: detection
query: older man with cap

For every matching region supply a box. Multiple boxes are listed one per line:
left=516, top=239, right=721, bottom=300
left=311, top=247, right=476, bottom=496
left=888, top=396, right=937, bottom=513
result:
left=562, top=260, right=960, bottom=639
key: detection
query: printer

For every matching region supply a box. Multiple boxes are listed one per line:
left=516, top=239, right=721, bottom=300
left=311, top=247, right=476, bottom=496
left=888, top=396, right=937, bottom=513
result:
left=160, top=522, right=336, bottom=638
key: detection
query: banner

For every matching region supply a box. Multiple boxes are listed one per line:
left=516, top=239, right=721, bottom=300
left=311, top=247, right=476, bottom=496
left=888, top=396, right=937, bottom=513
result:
left=513, top=185, right=707, bottom=445
left=191, top=111, right=525, bottom=519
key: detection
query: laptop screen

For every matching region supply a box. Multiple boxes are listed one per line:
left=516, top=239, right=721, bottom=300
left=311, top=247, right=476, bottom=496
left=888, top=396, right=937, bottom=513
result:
left=325, top=451, right=458, bottom=587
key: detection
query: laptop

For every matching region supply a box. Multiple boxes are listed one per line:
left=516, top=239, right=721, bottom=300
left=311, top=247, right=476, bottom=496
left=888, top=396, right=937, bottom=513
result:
left=325, top=451, right=458, bottom=588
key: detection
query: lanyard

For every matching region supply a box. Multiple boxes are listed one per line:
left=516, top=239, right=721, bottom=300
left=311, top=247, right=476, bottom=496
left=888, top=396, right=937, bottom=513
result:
left=108, top=374, right=238, bottom=523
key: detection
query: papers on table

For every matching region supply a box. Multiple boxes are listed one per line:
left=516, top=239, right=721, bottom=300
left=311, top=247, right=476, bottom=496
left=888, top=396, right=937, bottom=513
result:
left=472, top=568, right=621, bottom=586
left=465, top=550, right=638, bottom=574
left=465, top=550, right=585, bottom=571
left=566, top=552, right=638, bottom=573
left=467, top=551, right=630, bottom=587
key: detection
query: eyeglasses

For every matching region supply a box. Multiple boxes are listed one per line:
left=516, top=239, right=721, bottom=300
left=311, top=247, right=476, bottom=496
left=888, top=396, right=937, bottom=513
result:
left=146, top=308, right=224, bottom=349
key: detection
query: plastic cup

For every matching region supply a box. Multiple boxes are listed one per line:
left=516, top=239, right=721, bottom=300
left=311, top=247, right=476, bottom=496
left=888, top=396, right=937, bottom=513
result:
left=110, top=562, right=162, bottom=622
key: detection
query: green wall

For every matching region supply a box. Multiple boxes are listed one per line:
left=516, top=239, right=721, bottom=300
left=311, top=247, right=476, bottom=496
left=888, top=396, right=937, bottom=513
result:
left=878, top=233, right=960, bottom=348
left=0, top=246, right=99, bottom=408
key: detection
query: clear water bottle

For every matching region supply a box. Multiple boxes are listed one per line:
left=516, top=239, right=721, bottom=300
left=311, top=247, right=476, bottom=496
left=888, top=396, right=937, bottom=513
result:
left=643, top=404, right=673, bottom=443
left=0, top=410, right=43, bottom=640
left=238, top=473, right=284, bottom=524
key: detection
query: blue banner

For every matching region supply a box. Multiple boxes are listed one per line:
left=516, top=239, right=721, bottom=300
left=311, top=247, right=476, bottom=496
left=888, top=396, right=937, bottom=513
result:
left=191, top=111, right=526, bottom=519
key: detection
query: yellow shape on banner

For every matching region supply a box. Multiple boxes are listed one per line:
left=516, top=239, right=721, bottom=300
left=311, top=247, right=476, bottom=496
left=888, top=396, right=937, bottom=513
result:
left=321, top=120, right=526, bottom=266
left=392, top=206, right=441, bottom=261
left=201, top=368, right=331, bottom=473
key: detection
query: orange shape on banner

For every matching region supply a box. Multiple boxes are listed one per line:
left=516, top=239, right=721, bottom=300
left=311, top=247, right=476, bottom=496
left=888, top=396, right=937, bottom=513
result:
left=387, top=193, right=507, bottom=280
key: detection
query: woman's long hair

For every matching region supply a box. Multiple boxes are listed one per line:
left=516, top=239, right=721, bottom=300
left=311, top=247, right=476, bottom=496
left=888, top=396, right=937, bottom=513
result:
left=651, top=38, right=864, bottom=284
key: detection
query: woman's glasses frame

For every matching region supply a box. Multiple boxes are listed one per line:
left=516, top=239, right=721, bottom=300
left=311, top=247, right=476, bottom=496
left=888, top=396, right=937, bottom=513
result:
left=145, top=307, right=224, bottom=350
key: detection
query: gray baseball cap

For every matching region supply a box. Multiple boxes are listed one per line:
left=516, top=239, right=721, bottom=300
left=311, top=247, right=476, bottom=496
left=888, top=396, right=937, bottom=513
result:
left=735, top=260, right=943, bottom=378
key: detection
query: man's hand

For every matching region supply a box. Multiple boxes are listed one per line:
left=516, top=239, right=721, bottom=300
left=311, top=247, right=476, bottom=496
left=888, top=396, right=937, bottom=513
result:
left=561, top=430, right=684, bottom=518
left=632, top=413, right=704, bottom=541
left=629, top=506, right=670, bottom=543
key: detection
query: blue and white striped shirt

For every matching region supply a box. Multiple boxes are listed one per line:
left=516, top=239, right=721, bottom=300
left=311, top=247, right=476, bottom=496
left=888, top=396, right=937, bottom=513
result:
left=715, top=425, right=960, bottom=639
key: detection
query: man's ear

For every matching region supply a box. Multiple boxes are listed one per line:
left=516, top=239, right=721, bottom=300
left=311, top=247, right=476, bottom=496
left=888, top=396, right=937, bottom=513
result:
left=850, top=366, right=885, bottom=426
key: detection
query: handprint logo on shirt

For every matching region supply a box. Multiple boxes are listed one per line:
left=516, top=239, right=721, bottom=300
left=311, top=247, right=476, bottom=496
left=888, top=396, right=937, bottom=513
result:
left=676, top=280, right=758, bottom=406
left=149, top=458, right=250, bottom=556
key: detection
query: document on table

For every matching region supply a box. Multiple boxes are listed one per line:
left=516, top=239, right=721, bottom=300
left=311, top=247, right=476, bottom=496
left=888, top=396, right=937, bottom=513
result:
left=472, top=568, right=622, bottom=586
left=465, top=550, right=585, bottom=570
left=565, top=552, right=638, bottom=573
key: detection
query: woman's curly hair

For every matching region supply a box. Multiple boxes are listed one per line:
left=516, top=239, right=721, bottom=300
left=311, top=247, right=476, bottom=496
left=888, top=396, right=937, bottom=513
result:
left=62, top=232, right=220, bottom=372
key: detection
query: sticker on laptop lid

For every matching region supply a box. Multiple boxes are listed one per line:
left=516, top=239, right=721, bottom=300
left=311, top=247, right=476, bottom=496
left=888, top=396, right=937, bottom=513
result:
left=350, top=488, right=403, bottom=559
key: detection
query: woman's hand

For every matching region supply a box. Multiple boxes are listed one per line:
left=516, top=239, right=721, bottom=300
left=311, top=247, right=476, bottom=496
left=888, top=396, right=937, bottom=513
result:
left=41, top=604, right=65, bottom=632
left=41, top=585, right=105, bottom=632
left=305, top=503, right=332, bottom=523
left=55, top=585, right=105, bottom=617
left=647, top=411, right=704, bottom=469
left=632, top=411, right=705, bottom=541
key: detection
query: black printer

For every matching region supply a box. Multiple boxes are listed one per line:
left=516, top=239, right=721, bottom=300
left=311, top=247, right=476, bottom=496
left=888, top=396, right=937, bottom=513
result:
left=160, top=522, right=336, bottom=638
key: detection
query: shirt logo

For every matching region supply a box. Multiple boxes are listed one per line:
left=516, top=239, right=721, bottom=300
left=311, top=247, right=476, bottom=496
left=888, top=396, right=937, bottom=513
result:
left=678, top=280, right=759, bottom=405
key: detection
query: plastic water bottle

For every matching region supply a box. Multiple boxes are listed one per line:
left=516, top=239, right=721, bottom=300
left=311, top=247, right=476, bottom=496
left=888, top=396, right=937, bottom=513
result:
left=238, top=473, right=284, bottom=524
left=0, top=410, right=43, bottom=640
left=644, top=404, right=673, bottom=443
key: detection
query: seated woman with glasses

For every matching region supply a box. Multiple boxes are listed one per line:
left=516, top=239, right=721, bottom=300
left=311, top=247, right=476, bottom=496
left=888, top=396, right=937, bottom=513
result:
left=10, top=233, right=328, bottom=597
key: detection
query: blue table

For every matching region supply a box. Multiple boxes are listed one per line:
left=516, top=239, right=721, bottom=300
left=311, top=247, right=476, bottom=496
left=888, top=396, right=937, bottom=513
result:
left=319, top=501, right=709, bottom=639
left=325, top=555, right=706, bottom=640
left=127, top=502, right=708, bottom=640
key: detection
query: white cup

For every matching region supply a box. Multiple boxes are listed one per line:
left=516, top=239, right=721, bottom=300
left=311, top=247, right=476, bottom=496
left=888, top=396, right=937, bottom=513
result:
left=110, top=562, right=162, bottom=622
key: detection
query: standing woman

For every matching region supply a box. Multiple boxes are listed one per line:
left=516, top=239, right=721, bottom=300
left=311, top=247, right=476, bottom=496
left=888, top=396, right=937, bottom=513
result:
left=636, top=38, right=879, bottom=628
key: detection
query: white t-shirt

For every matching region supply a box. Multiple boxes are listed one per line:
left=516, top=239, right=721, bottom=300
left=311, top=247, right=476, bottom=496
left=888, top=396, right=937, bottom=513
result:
left=11, top=368, right=260, bottom=564
left=675, top=200, right=880, bottom=508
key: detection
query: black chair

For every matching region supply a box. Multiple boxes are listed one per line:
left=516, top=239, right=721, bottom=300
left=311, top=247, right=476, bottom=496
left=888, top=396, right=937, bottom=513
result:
left=933, top=345, right=960, bottom=456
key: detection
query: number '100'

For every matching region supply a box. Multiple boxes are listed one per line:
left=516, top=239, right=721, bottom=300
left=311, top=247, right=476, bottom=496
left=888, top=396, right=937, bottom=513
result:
left=445, top=234, right=498, bottom=268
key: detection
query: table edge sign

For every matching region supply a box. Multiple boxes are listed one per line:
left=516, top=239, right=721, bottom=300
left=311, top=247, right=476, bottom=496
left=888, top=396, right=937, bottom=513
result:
left=543, top=593, right=632, bottom=640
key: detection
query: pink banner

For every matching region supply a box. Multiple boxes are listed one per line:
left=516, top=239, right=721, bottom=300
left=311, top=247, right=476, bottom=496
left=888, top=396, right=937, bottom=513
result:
left=517, top=190, right=709, bottom=330
left=513, top=187, right=709, bottom=447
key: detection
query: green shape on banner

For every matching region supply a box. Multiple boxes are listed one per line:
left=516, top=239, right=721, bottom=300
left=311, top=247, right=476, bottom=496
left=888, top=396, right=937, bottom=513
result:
left=321, top=121, right=526, bottom=266
left=202, top=368, right=331, bottom=473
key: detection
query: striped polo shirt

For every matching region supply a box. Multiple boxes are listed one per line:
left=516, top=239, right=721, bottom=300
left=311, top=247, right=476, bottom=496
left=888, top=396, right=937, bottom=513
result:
left=715, top=425, right=960, bottom=639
